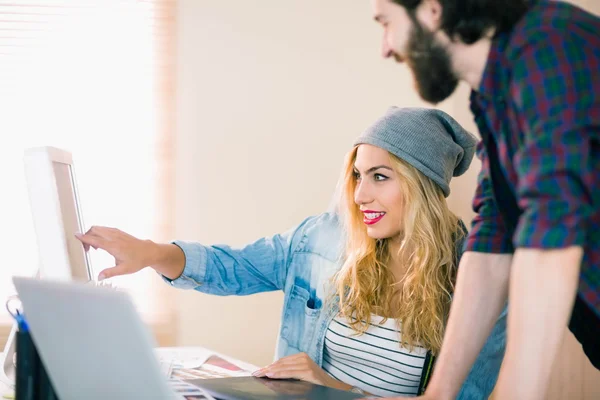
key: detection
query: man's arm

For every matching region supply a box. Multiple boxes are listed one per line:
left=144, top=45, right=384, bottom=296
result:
left=494, top=247, right=582, bottom=400
left=417, top=138, right=514, bottom=400
left=496, top=25, right=596, bottom=399
left=423, top=251, right=512, bottom=400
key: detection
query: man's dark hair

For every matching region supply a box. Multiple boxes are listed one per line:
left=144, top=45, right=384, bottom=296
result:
left=393, top=0, right=530, bottom=44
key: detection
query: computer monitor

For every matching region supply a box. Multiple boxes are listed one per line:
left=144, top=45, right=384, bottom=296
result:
left=22, top=146, right=92, bottom=281
left=1, top=146, right=93, bottom=385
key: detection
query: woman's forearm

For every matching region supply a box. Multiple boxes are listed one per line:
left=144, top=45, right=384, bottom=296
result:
left=149, top=243, right=186, bottom=280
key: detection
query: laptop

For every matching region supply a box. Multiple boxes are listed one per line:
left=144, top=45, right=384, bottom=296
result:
left=13, top=277, right=367, bottom=400
left=12, top=277, right=191, bottom=400
left=187, top=376, right=365, bottom=400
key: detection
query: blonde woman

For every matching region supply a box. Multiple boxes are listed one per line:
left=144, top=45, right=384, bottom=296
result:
left=77, top=107, right=506, bottom=398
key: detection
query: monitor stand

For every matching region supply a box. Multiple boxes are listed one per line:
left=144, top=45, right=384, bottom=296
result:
left=0, top=269, right=42, bottom=387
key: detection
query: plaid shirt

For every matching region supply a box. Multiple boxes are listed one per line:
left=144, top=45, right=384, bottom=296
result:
left=465, top=0, right=600, bottom=317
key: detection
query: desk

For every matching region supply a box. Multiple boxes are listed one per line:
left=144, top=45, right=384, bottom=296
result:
left=0, top=383, right=11, bottom=399
left=0, top=353, right=12, bottom=398
left=0, top=347, right=258, bottom=399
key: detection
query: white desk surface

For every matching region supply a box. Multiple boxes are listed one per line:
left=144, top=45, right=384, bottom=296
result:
left=0, top=346, right=259, bottom=398
left=0, top=367, right=11, bottom=398
left=0, top=384, right=10, bottom=399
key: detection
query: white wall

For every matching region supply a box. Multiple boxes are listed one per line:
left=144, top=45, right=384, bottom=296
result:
left=173, top=0, right=460, bottom=366
left=173, top=8, right=600, bottom=400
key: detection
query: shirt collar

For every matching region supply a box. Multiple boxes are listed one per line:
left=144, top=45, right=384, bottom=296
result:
left=475, top=32, right=511, bottom=103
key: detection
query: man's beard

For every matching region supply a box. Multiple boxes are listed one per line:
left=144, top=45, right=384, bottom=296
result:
left=404, top=19, right=459, bottom=104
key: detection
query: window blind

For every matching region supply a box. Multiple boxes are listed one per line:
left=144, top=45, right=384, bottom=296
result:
left=0, top=0, right=177, bottom=338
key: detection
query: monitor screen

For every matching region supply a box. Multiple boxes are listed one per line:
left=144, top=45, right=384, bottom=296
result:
left=52, top=161, right=91, bottom=282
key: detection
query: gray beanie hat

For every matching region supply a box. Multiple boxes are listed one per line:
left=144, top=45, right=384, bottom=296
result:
left=354, top=107, right=478, bottom=197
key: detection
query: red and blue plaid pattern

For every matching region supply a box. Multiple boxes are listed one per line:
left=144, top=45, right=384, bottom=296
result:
left=464, top=0, right=600, bottom=317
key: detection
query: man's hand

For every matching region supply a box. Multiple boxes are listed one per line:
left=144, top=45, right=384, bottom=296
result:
left=252, top=353, right=351, bottom=391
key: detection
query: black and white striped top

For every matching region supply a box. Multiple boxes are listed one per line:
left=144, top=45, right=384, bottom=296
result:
left=322, top=314, right=428, bottom=397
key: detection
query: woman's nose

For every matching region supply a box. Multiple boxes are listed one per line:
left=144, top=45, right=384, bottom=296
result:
left=354, top=181, right=372, bottom=205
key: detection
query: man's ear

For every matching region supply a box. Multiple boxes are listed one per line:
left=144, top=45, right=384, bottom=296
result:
left=415, top=0, right=443, bottom=31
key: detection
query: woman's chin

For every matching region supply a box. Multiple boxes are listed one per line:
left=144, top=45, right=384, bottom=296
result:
left=365, top=227, right=389, bottom=240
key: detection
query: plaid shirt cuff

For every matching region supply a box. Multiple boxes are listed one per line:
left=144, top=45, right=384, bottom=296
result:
left=464, top=218, right=515, bottom=254
left=514, top=213, right=587, bottom=249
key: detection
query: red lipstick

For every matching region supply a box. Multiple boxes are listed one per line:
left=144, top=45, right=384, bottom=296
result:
left=362, top=210, right=386, bottom=225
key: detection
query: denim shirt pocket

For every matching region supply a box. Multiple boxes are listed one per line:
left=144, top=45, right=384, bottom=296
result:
left=281, top=284, right=322, bottom=352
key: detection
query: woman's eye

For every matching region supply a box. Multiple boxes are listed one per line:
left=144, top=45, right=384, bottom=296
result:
left=374, top=173, right=388, bottom=181
left=353, top=171, right=361, bottom=180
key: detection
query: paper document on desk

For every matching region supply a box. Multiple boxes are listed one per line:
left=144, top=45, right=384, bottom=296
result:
left=171, top=354, right=254, bottom=381
left=155, top=347, right=213, bottom=369
left=155, top=347, right=257, bottom=380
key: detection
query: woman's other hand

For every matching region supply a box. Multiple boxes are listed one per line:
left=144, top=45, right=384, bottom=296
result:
left=252, top=352, right=352, bottom=391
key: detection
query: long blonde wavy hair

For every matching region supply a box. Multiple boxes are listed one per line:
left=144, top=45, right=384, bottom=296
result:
left=334, top=145, right=465, bottom=354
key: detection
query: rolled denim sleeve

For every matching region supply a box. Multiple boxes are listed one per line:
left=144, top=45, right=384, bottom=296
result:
left=162, top=216, right=316, bottom=295
left=457, top=306, right=507, bottom=400
left=162, top=241, right=209, bottom=290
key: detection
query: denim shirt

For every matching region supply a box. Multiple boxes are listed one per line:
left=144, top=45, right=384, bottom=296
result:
left=165, top=213, right=506, bottom=399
